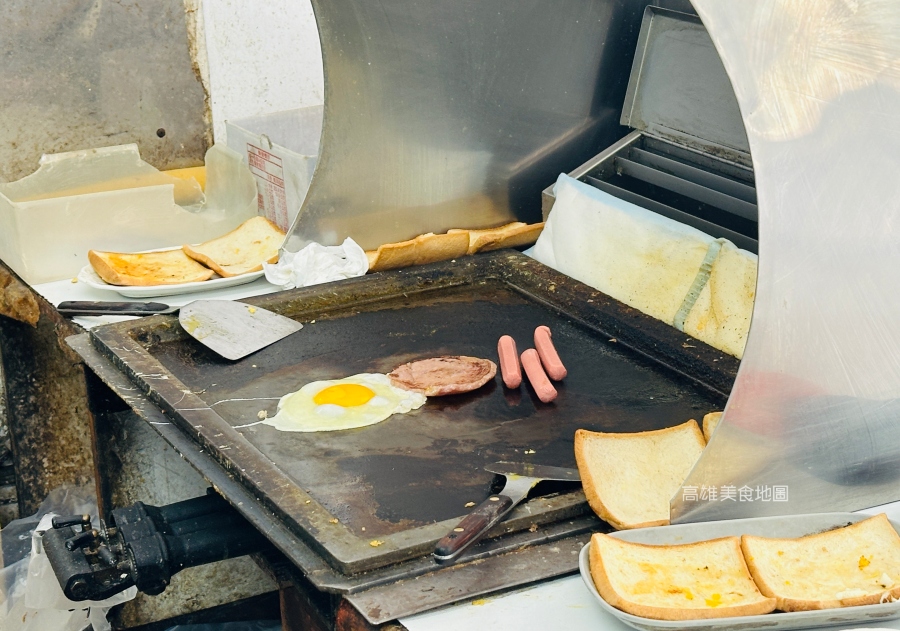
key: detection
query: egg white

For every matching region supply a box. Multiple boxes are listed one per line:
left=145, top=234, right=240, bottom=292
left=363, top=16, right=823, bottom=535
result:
left=263, top=373, right=426, bottom=432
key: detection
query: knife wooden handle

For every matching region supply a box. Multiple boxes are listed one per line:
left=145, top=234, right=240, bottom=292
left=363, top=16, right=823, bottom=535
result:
left=433, top=494, right=514, bottom=564
left=57, top=301, right=174, bottom=316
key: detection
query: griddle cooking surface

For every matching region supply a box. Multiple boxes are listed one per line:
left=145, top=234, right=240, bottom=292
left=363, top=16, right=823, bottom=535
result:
left=152, top=283, right=714, bottom=534
left=91, top=252, right=736, bottom=573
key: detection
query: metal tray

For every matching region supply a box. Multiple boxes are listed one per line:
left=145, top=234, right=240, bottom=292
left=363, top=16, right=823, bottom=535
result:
left=88, top=251, right=738, bottom=575
left=579, top=513, right=900, bottom=631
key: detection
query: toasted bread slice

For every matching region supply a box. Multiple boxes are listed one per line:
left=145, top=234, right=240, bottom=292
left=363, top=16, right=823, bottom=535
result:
left=590, top=533, right=776, bottom=620
left=366, top=231, right=470, bottom=272
left=182, top=216, right=285, bottom=277
left=366, top=238, right=417, bottom=272
left=742, top=513, right=900, bottom=611
left=449, top=221, right=545, bottom=255
left=575, top=420, right=706, bottom=529
left=88, top=249, right=215, bottom=286
left=702, top=411, right=723, bottom=442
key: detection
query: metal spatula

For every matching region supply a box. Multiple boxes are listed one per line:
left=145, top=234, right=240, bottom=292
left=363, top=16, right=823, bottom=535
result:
left=58, top=300, right=303, bottom=360
left=433, top=461, right=581, bottom=564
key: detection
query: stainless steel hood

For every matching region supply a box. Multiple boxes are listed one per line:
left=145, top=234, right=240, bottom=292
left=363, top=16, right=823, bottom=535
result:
left=285, top=0, right=651, bottom=251
left=672, top=0, right=900, bottom=522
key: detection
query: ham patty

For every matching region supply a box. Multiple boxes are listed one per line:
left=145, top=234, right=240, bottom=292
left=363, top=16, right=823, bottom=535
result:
left=388, top=356, right=497, bottom=396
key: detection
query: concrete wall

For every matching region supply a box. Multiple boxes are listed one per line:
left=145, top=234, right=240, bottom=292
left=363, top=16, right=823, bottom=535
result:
left=200, top=0, right=325, bottom=142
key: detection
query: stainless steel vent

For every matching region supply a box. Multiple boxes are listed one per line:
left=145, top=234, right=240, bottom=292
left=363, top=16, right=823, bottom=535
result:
left=542, top=7, right=757, bottom=253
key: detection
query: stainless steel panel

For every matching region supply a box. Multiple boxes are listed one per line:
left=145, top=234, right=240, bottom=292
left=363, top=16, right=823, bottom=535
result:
left=0, top=0, right=210, bottom=182
left=673, top=0, right=900, bottom=522
left=286, top=0, right=650, bottom=251
left=621, top=7, right=751, bottom=162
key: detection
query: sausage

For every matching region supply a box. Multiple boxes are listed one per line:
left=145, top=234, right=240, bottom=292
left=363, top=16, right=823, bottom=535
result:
left=534, top=325, right=567, bottom=381
left=521, top=348, right=557, bottom=403
left=497, top=335, right=522, bottom=388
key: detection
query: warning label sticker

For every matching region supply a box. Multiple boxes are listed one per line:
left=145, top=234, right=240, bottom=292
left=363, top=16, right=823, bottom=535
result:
left=247, top=144, right=289, bottom=230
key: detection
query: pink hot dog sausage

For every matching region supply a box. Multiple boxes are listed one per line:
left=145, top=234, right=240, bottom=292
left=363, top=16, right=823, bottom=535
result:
left=497, top=335, right=522, bottom=388
left=534, top=325, right=567, bottom=381
left=521, top=348, right=557, bottom=403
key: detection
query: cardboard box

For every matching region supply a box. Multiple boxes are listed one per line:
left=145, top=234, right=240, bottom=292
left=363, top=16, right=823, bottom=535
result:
left=225, top=105, right=323, bottom=232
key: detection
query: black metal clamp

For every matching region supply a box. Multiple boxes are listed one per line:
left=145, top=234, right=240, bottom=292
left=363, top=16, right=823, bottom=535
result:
left=42, top=490, right=271, bottom=601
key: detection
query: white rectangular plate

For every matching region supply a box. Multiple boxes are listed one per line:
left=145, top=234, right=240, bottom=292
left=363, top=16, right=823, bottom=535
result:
left=579, top=512, right=900, bottom=631
left=77, top=264, right=264, bottom=298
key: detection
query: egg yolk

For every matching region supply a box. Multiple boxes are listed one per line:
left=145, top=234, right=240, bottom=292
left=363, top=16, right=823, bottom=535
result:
left=313, top=383, right=376, bottom=407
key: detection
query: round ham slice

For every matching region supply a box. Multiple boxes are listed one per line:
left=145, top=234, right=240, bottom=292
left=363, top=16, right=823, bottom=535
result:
left=387, top=356, right=497, bottom=396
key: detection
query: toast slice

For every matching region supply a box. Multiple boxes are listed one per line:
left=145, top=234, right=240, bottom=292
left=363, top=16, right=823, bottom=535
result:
left=366, top=231, right=470, bottom=272
left=449, top=221, right=545, bottom=255
left=182, top=216, right=285, bottom=277
left=88, top=249, right=215, bottom=286
left=742, top=513, right=900, bottom=611
left=590, top=533, right=776, bottom=620
left=575, top=420, right=706, bottom=529
left=702, top=411, right=723, bottom=442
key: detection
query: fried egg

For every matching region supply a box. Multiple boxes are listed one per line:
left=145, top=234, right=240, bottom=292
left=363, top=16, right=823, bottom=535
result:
left=263, top=373, right=426, bottom=432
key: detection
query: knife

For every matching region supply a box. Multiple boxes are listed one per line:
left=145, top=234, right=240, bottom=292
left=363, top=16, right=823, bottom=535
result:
left=433, top=461, right=581, bottom=564
left=58, top=301, right=179, bottom=316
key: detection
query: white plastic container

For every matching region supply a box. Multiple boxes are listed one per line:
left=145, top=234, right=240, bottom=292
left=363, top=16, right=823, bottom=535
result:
left=0, top=144, right=258, bottom=285
left=225, top=105, right=323, bottom=232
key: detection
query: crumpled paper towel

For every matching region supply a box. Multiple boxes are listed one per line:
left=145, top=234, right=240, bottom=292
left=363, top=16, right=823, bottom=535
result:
left=264, top=238, right=368, bottom=289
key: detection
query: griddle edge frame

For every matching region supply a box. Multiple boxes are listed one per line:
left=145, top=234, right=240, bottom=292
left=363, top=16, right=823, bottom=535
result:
left=81, top=251, right=737, bottom=576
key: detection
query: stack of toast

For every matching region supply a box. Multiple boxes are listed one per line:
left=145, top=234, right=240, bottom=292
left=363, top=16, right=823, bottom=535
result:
left=365, top=222, right=544, bottom=272
left=88, top=216, right=286, bottom=286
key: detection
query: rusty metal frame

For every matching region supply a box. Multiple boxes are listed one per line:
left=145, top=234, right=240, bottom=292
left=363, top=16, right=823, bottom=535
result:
left=0, top=259, right=97, bottom=515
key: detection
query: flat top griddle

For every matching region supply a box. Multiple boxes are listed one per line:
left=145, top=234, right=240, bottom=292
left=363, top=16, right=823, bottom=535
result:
left=90, top=251, right=736, bottom=575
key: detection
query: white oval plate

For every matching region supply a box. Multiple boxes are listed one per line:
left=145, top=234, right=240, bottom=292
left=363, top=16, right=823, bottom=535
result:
left=579, top=512, right=900, bottom=631
left=77, top=264, right=265, bottom=298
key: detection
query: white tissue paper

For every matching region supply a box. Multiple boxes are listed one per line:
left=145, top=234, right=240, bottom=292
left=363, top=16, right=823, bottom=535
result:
left=263, top=237, right=368, bottom=289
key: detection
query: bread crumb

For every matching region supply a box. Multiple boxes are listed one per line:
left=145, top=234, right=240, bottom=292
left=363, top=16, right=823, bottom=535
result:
left=329, top=518, right=339, bottom=524
left=71, top=277, right=78, bottom=283
left=524, top=449, right=535, bottom=454
left=257, top=410, right=268, bottom=420
left=369, top=540, right=384, bottom=547
left=465, top=502, right=475, bottom=508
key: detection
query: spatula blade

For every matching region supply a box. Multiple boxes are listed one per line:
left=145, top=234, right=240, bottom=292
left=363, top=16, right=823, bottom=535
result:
left=179, top=300, right=302, bottom=361
left=484, top=462, right=581, bottom=482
